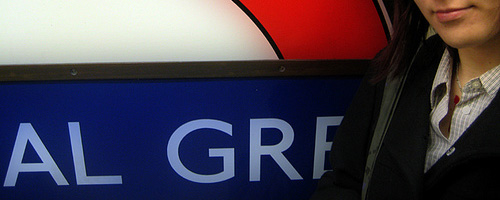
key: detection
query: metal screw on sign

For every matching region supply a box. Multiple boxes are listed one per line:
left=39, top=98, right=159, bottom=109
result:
left=70, top=69, right=78, bottom=76
left=279, top=66, right=286, bottom=73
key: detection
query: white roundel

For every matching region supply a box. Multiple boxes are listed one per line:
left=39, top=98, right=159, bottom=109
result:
left=0, top=0, right=278, bottom=65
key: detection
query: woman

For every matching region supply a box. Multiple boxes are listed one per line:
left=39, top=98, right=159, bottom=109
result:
left=311, top=0, right=500, bottom=199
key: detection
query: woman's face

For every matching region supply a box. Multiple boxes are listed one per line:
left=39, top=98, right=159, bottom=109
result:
left=414, top=0, right=500, bottom=50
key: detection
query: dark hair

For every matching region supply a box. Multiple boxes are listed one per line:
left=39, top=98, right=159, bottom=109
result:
left=371, top=0, right=430, bottom=82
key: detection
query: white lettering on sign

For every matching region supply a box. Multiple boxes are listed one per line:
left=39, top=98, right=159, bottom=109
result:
left=4, top=123, right=69, bottom=187
left=249, top=118, right=302, bottom=181
left=166, top=117, right=342, bottom=183
left=68, top=122, right=123, bottom=185
left=3, top=117, right=342, bottom=186
left=167, top=119, right=235, bottom=183
left=313, top=116, right=343, bottom=179
left=3, top=123, right=122, bottom=187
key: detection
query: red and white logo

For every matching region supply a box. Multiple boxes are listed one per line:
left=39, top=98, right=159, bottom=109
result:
left=0, top=0, right=389, bottom=64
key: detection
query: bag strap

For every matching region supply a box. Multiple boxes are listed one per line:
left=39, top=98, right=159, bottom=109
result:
left=361, top=43, right=422, bottom=200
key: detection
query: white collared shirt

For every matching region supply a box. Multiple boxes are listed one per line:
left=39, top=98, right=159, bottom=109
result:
left=425, top=50, right=500, bottom=172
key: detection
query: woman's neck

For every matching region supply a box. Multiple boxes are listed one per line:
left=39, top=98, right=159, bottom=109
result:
left=457, top=38, right=500, bottom=82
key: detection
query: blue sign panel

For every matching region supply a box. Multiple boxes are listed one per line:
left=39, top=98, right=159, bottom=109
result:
left=0, top=78, right=360, bottom=199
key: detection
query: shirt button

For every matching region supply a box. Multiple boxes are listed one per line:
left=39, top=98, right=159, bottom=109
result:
left=472, top=81, right=482, bottom=89
left=462, top=106, right=471, bottom=115
left=446, top=147, right=456, bottom=156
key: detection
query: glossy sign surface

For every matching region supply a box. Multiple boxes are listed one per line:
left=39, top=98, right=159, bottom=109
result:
left=0, top=0, right=387, bottom=64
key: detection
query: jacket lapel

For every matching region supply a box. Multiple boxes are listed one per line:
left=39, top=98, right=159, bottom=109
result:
left=424, top=91, right=500, bottom=188
left=371, top=39, right=444, bottom=196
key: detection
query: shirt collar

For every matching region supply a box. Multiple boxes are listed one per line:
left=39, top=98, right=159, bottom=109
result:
left=430, top=50, right=453, bottom=108
left=478, top=64, right=500, bottom=97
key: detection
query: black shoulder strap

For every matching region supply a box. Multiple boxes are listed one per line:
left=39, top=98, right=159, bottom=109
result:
left=361, top=43, right=422, bottom=200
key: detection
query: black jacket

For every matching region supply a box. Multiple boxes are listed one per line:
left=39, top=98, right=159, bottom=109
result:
left=311, top=36, right=500, bottom=200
